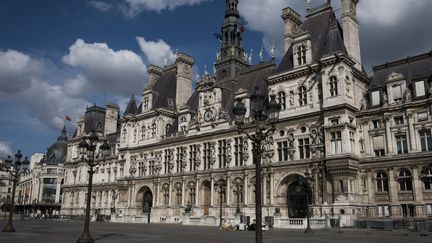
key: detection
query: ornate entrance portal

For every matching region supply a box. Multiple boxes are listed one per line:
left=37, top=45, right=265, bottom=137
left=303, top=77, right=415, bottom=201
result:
left=287, top=181, right=309, bottom=218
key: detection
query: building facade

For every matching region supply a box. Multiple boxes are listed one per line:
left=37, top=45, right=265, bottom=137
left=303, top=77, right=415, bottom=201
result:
left=60, top=0, right=432, bottom=227
left=17, top=127, right=68, bottom=215
left=0, top=159, right=13, bottom=214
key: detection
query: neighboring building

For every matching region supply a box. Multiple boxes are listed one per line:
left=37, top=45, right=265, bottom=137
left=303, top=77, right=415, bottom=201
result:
left=0, top=159, right=13, bottom=212
left=17, top=127, right=68, bottom=215
left=61, top=0, right=432, bottom=228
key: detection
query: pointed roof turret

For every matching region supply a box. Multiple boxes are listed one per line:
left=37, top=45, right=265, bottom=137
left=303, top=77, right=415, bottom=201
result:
left=124, top=94, right=138, bottom=116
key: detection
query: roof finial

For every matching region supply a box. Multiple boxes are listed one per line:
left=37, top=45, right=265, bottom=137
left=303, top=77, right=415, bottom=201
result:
left=204, top=65, right=209, bottom=75
left=306, top=0, right=312, bottom=11
left=213, top=61, right=216, bottom=75
left=196, top=69, right=200, bottom=81
left=174, top=48, right=178, bottom=60
left=248, top=49, right=253, bottom=65
left=271, top=40, right=276, bottom=59
left=259, top=48, right=264, bottom=62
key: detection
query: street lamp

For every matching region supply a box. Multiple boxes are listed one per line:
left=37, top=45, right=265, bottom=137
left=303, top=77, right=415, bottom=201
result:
left=76, top=130, right=111, bottom=243
left=298, top=170, right=313, bottom=234
left=1, top=150, right=29, bottom=232
left=232, top=86, right=281, bottom=243
left=215, top=177, right=227, bottom=227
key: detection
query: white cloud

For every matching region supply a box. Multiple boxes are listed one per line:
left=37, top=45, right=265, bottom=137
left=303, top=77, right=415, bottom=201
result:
left=136, top=37, right=175, bottom=67
left=88, top=1, right=113, bottom=12
left=0, top=141, right=12, bottom=160
left=0, top=50, right=43, bottom=92
left=62, top=39, right=148, bottom=96
left=121, top=0, right=210, bottom=17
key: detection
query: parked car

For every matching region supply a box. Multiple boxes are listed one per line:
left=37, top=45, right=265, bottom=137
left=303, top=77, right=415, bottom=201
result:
left=247, top=222, right=269, bottom=231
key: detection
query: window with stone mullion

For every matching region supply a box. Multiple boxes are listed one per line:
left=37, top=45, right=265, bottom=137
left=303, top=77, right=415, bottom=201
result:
left=298, top=138, right=310, bottom=159
left=203, top=142, right=211, bottom=170
left=277, top=141, right=289, bottom=162
left=419, top=129, right=432, bottom=152
left=376, top=172, right=389, bottom=192
left=395, top=134, right=408, bottom=154
left=234, top=137, right=244, bottom=166
left=218, top=140, right=227, bottom=168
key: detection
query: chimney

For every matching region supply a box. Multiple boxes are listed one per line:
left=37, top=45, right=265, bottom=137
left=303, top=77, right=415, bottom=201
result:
left=175, top=53, right=194, bottom=109
left=281, top=7, right=302, bottom=52
left=341, top=0, right=362, bottom=70
left=147, top=65, right=163, bottom=89
left=104, top=103, right=119, bottom=135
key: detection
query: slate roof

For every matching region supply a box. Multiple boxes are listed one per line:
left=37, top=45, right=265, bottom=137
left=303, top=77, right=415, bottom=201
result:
left=124, top=95, right=138, bottom=116
left=152, top=69, right=177, bottom=111
left=275, top=5, right=347, bottom=74
left=370, top=52, right=432, bottom=88
left=41, top=126, right=68, bottom=164
left=83, top=105, right=106, bottom=134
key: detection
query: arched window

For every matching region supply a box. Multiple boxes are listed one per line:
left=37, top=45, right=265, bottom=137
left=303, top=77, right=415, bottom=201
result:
left=166, top=124, right=171, bottom=134
left=422, top=167, right=432, bottom=190
left=399, top=169, right=412, bottom=191
left=278, top=91, right=286, bottom=110
left=141, top=126, right=146, bottom=139
left=162, top=184, right=169, bottom=205
left=330, top=76, right=338, bottom=96
left=296, top=45, right=307, bottom=65
left=143, top=97, right=149, bottom=111
left=298, top=86, right=307, bottom=106
left=376, top=171, right=389, bottom=192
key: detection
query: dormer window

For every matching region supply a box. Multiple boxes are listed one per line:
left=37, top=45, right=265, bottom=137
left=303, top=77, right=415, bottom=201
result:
left=414, top=80, right=426, bottom=97
left=329, top=76, right=338, bottom=96
left=371, top=90, right=381, bottom=106
left=392, top=84, right=403, bottom=102
left=143, top=97, right=149, bottom=111
left=296, top=45, right=307, bottom=65
left=298, top=86, right=307, bottom=106
left=277, top=91, right=286, bottom=110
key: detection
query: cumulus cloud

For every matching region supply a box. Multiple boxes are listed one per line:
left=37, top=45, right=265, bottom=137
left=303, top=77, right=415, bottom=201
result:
left=88, top=1, right=113, bottom=12
left=136, top=37, right=175, bottom=67
left=62, top=39, right=148, bottom=96
left=0, top=49, right=44, bottom=92
left=0, top=141, right=12, bottom=160
left=121, top=0, right=210, bottom=17
left=0, top=50, right=89, bottom=129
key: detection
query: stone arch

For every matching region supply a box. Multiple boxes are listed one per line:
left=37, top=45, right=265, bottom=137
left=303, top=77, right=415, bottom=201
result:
left=200, top=180, right=211, bottom=215
left=136, top=185, right=153, bottom=212
left=275, top=173, right=312, bottom=218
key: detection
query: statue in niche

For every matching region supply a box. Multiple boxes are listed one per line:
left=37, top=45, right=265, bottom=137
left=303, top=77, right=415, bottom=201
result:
left=289, top=92, right=295, bottom=106
left=404, top=88, right=412, bottom=103
left=382, top=93, right=388, bottom=105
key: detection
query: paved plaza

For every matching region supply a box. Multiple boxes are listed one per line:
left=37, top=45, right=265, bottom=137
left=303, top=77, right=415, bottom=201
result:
left=0, top=220, right=431, bottom=243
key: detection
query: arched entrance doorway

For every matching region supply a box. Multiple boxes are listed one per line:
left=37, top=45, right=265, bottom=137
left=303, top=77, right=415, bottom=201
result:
left=201, top=181, right=211, bottom=215
left=287, top=181, right=311, bottom=218
left=139, top=186, right=153, bottom=222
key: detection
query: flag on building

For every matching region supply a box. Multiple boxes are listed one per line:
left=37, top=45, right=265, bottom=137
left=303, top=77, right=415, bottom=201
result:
left=65, top=115, right=72, bottom=122
left=237, top=24, right=245, bottom=33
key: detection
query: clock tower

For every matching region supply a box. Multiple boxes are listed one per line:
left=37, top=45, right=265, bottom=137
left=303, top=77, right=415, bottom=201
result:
left=214, top=0, right=249, bottom=84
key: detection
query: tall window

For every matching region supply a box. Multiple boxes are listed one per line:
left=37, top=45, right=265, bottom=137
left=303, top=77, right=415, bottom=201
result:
left=143, top=97, right=149, bottom=111
left=175, top=183, right=182, bottom=205
left=234, top=137, right=244, bottom=166
left=298, top=86, right=307, bottom=106
left=162, top=184, right=169, bottom=205
left=423, top=168, right=432, bottom=190
left=176, top=147, right=183, bottom=173
left=164, top=149, right=171, bottom=174
left=376, top=171, right=389, bottom=192
left=189, top=145, right=197, bottom=171
left=398, top=169, right=412, bottom=191
left=329, top=76, right=338, bottom=96
left=278, top=91, right=286, bottom=110
left=394, top=116, right=404, bottom=125
left=373, top=136, right=385, bottom=156
left=392, top=84, right=402, bottom=102
left=372, top=119, right=382, bottom=129
left=203, top=142, right=212, bottom=170
left=218, top=140, right=227, bottom=168
left=188, top=182, right=196, bottom=204
left=395, top=134, right=408, bottom=154
left=371, top=90, right=380, bottom=106
left=148, top=161, right=155, bottom=176
left=419, top=129, right=432, bottom=151
left=141, top=126, right=146, bottom=139
left=331, top=131, right=342, bottom=154
left=401, top=204, right=415, bottom=217
left=296, top=45, right=307, bottom=65
left=138, top=162, right=145, bottom=177
left=277, top=141, right=289, bottom=162
left=298, top=138, right=310, bottom=159
left=151, top=123, right=156, bottom=138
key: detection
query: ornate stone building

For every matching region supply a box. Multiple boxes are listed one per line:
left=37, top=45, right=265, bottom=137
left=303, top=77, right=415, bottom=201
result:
left=60, top=0, right=432, bottom=227
left=17, top=127, right=68, bottom=215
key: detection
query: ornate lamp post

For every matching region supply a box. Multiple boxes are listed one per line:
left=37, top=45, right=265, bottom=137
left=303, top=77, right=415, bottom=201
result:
left=1, top=150, right=30, bottom=232
left=215, top=177, right=227, bottom=227
left=298, top=170, right=313, bottom=234
left=76, top=130, right=111, bottom=243
left=232, top=86, right=281, bottom=243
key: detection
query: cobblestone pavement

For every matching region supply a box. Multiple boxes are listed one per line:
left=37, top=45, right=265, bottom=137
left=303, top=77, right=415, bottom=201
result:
left=0, top=219, right=431, bottom=243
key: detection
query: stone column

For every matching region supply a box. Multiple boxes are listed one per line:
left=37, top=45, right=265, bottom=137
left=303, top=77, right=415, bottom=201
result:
left=55, top=179, right=61, bottom=203
left=313, top=167, right=319, bottom=205
left=412, top=167, right=423, bottom=203
left=243, top=173, right=248, bottom=205
left=195, top=178, right=199, bottom=206
left=269, top=170, right=274, bottom=205
left=156, top=180, right=160, bottom=207
left=407, top=112, right=417, bottom=152
left=384, top=115, right=393, bottom=154
left=226, top=173, right=231, bottom=206
left=210, top=176, right=214, bottom=206
left=168, top=178, right=173, bottom=207
left=181, top=177, right=185, bottom=207
left=388, top=168, right=398, bottom=216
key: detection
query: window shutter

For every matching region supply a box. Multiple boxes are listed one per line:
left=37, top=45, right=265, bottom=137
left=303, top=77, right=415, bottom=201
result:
left=371, top=91, right=381, bottom=106
left=373, top=136, right=385, bottom=150
left=393, top=85, right=402, bottom=100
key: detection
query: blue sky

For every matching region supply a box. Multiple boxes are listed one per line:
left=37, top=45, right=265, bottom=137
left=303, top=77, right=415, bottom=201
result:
left=0, top=0, right=431, bottom=159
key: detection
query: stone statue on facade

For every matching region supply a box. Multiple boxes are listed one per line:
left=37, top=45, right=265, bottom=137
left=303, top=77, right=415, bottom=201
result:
left=404, top=88, right=412, bottom=103
left=184, top=201, right=193, bottom=214
left=143, top=201, right=150, bottom=213
left=382, top=92, right=388, bottom=105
